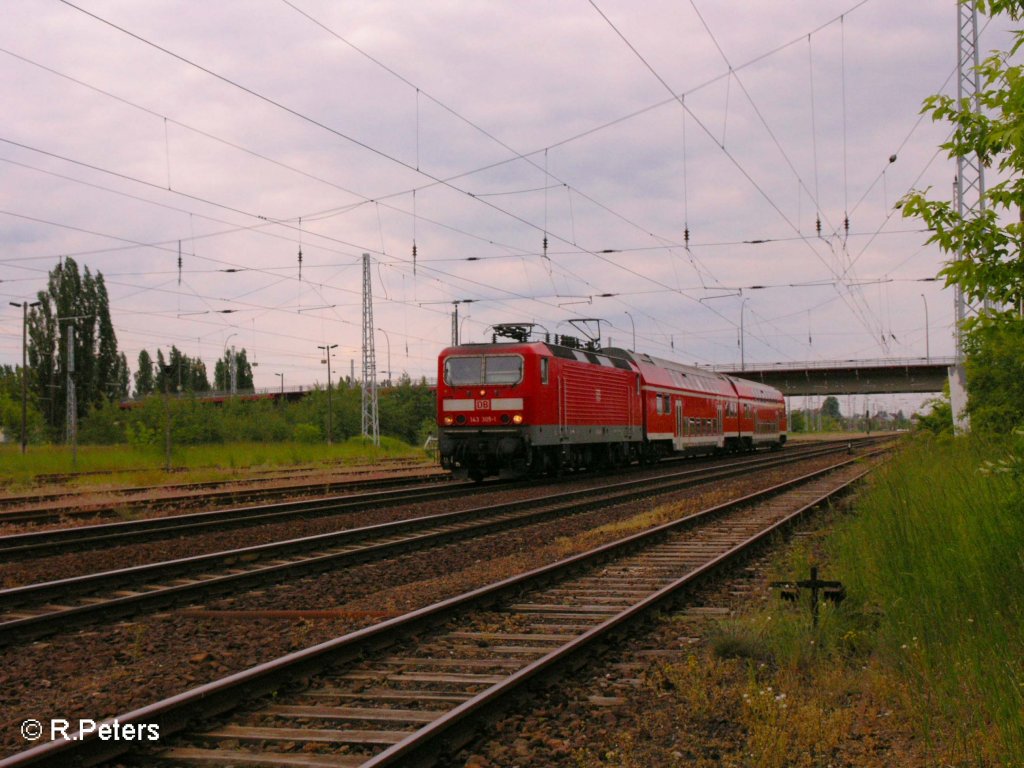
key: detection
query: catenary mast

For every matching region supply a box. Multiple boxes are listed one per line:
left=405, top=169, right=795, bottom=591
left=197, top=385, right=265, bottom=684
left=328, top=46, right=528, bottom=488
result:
left=361, top=253, right=380, bottom=445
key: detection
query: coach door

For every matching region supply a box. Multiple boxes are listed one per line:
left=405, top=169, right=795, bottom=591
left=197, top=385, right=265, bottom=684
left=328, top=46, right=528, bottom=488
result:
left=716, top=403, right=724, bottom=446
left=675, top=400, right=683, bottom=448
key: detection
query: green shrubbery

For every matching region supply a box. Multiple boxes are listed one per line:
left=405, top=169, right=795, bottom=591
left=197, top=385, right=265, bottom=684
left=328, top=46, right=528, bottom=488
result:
left=73, top=376, right=435, bottom=448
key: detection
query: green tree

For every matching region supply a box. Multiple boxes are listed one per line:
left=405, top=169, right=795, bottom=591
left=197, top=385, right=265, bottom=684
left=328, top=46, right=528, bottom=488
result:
left=213, top=348, right=254, bottom=392
left=26, top=257, right=122, bottom=437
left=915, top=395, right=954, bottom=436
left=93, top=272, right=123, bottom=401
left=821, top=395, right=842, bottom=420
left=379, top=374, right=436, bottom=444
left=901, top=0, right=1024, bottom=431
left=134, top=349, right=154, bottom=397
left=789, top=409, right=807, bottom=433
left=189, top=357, right=211, bottom=392
left=114, top=352, right=130, bottom=400
left=0, top=364, right=45, bottom=443
left=153, top=346, right=211, bottom=394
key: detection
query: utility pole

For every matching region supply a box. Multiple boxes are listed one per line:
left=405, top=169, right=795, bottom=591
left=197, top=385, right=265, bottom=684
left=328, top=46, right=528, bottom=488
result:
left=65, top=324, right=77, bottom=468
left=9, top=300, right=40, bottom=453
left=223, top=333, right=237, bottom=395
left=161, top=360, right=173, bottom=472
left=361, top=253, right=379, bottom=445
left=54, top=314, right=92, bottom=467
left=448, top=299, right=474, bottom=347
left=318, top=344, right=338, bottom=445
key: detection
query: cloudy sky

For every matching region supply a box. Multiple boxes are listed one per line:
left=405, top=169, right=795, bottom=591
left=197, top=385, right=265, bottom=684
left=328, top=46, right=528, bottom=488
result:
left=0, top=1, right=1014, bottom=412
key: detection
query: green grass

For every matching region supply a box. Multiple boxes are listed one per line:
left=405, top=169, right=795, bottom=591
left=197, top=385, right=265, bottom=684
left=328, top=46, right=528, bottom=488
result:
left=0, top=436, right=429, bottom=489
left=827, top=433, right=1024, bottom=762
left=703, top=433, right=1024, bottom=765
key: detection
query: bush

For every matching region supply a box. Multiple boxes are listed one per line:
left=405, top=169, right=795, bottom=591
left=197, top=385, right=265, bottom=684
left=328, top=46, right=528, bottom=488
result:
left=964, top=313, right=1024, bottom=433
left=74, top=381, right=437, bottom=449
left=292, top=423, right=321, bottom=443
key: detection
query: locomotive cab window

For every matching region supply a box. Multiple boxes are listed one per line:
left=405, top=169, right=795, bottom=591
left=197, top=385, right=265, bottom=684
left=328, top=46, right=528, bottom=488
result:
left=540, top=357, right=549, bottom=385
left=444, top=355, right=523, bottom=386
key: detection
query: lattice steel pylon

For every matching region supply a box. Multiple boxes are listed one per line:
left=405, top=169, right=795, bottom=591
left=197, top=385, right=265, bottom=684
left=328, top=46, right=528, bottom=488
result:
left=361, top=252, right=380, bottom=445
left=955, top=0, right=988, bottom=346
left=951, top=0, right=987, bottom=432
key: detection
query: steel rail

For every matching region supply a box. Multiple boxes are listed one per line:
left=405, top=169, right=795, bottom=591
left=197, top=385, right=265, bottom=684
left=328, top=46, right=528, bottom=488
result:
left=0, top=470, right=448, bottom=525
left=0, top=437, right=883, bottom=558
left=16, top=457, right=429, bottom=490
left=0, top=450, right=884, bottom=768
left=0, top=443, right=867, bottom=646
left=0, top=479, right=478, bottom=560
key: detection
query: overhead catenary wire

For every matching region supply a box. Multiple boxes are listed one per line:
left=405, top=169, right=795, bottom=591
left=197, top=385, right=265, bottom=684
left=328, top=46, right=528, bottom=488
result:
left=588, top=0, right=892, bottom=355
left=8, top=0, right=868, bottom=331
left=15, top=9, right=669, bottom=322
left=5, top=0, right=949, bottom=378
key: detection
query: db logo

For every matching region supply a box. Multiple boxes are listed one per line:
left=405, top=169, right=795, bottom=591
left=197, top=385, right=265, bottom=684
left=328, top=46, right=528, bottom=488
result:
left=475, top=399, right=490, bottom=410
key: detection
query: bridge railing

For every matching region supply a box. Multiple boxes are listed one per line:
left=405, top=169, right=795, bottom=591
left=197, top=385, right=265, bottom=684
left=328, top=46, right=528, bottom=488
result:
left=707, top=356, right=957, bottom=373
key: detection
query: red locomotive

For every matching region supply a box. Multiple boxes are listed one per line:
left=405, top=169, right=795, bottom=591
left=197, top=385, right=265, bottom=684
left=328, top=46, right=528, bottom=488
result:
left=437, top=324, right=786, bottom=480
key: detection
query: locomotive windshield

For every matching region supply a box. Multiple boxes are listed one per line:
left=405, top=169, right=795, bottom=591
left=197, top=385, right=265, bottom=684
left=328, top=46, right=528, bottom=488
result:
left=444, top=355, right=523, bottom=385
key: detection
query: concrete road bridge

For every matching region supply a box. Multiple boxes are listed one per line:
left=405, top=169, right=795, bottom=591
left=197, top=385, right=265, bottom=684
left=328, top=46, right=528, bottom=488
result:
left=710, top=357, right=957, bottom=396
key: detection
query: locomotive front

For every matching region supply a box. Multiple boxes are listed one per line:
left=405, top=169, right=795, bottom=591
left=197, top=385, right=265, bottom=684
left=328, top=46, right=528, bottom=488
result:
left=436, top=343, right=539, bottom=481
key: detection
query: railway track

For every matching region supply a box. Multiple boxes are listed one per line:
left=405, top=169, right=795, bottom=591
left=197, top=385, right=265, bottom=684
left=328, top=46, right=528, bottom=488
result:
left=0, top=441, right=880, bottom=646
left=0, top=438, right=881, bottom=559
left=0, top=444, right=884, bottom=767
left=0, top=466, right=447, bottom=527
left=13, top=457, right=431, bottom=489
left=0, top=478, right=484, bottom=560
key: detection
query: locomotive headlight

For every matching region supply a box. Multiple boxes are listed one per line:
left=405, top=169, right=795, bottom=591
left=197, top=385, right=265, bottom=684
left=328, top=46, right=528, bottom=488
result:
left=443, top=416, right=454, bottom=426
left=512, top=414, right=523, bottom=424
left=479, top=388, right=486, bottom=396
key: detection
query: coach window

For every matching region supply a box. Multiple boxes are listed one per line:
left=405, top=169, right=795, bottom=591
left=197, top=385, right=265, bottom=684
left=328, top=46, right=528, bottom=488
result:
left=540, top=357, right=549, bottom=385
